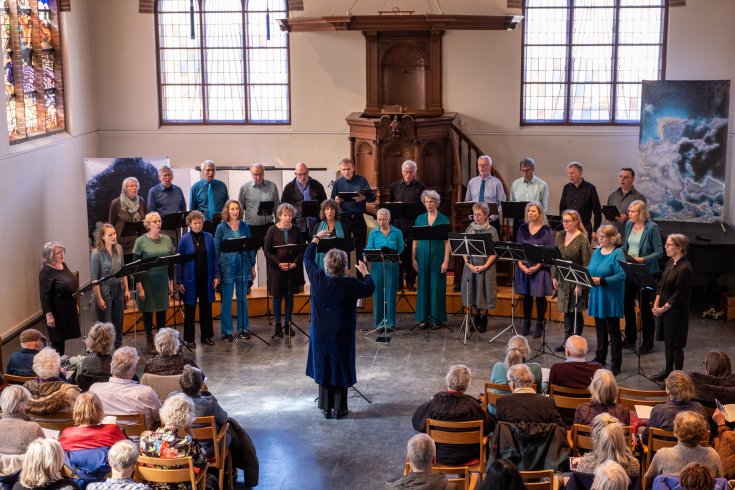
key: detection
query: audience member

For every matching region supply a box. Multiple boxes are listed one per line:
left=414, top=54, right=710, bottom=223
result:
left=644, top=411, right=722, bottom=490
left=591, top=460, right=630, bottom=490
left=643, top=371, right=706, bottom=441
left=280, top=162, right=327, bottom=237
left=189, top=160, right=228, bottom=221
left=177, top=366, right=228, bottom=458
left=24, top=348, right=80, bottom=416
left=412, top=365, right=494, bottom=466
left=575, top=369, right=630, bottom=426
left=6, top=330, right=47, bottom=377
left=711, top=409, right=735, bottom=479
left=605, top=168, right=646, bottom=235
left=89, top=347, right=161, bottom=429
left=549, top=335, right=601, bottom=389
left=489, top=335, right=543, bottom=415
left=0, top=386, right=45, bottom=478
left=86, top=441, right=150, bottom=490
left=691, top=351, right=735, bottom=405
left=576, top=413, right=639, bottom=477
left=385, top=434, right=454, bottom=490
left=477, top=459, right=525, bottom=490
left=559, top=162, right=602, bottom=239
left=75, top=322, right=115, bottom=391
left=11, top=439, right=78, bottom=490
left=143, top=328, right=198, bottom=376
left=495, top=364, right=563, bottom=426
left=679, top=463, right=717, bottom=490
left=239, top=163, right=280, bottom=242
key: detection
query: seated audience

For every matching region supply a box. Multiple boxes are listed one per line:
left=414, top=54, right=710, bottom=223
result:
left=6, top=330, right=47, bottom=377
left=58, top=393, right=127, bottom=487
left=691, top=351, right=735, bottom=405
left=24, top=348, right=80, bottom=416
left=177, top=366, right=229, bottom=457
left=712, top=409, right=735, bottom=479
left=489, top=335, right=543, bottom=406
left=591, top=460, right=630, bottom=490
left=0, top=386, right=45, bottom=479
left=576, top=413, right=639, bottom=478
left=86, top=441, right=150, bottom=490
left=643, top=371, right=706, bottom=441
left=75, top=323, right=115, bottom=391
left=477, top=459, right=525, bottom=490
left=575, top=369, right=630, bottom=425
left=139, top=394, right=208, bottom=490
left=412, top=365, right=495, bottom=466
left=495, top=364, right=563, bottom=427
left=644, top=411, right=722, bottom=490
left=549, top=335, right=602, bottom=389
left=143, top=328, right=198, bottom=376
left=385, top=434, right=453, bottom=489
left=89, top=347, right=161, bottom=429
left=656, top=462, right=718, bottom=490
left=11, top=439, right=78, bottom=490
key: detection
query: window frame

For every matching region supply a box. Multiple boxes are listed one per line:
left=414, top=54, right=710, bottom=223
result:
left=154, top=0, right=291, bottom=126
left=520, top=0, right=669, bottom=126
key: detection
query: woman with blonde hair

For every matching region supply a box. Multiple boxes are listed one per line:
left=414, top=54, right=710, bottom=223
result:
left=13, top=439, right=77, bottom=490
left=90, top=223, right=129, bottom=349
left=587, top=225, right=626, bottom=374
left=488, top=335, right=542, bottom=413
left=575, top=369, right=630, bottom=425
left=577, top=413, right=639, bottom=477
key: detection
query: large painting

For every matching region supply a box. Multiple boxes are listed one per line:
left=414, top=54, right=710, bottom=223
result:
left=637, top=80, right=730, bottom=222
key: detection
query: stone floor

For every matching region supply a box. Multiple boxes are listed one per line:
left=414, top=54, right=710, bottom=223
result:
left=3, top=308, right=734, bottom=489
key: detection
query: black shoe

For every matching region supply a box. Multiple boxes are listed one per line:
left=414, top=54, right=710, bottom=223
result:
left=593, top=357, right=606, bottom=366
left=184, top=341, right=196, bottom=349
left=611, top=367, right=621, bottom=376
left=203, top=338, right=215, bottom=346
left=532, top=328, right=543, bottom=339
left=418, top=322, right=430, bottom=330
left=555, top=344, right=566, bottom=352
left=275, top=323, right=284, bottom=338
left=222, top=334, right=233, bottom=341
left=639, top=346, right=654, bottom=355
left=621, top=340, right=633, bottom=349
left=520, top=321, right=531, bottom=336
left=652, top=370, right=669, bottom=381
left=240, top=330, right=251, bottom=339
left=335, top=409, right=349, bottom=420
left=322, top=409, right=332, bottom=419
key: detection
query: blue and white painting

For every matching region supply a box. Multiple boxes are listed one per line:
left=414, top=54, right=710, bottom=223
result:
left=637, top=80, right=729, bottom=222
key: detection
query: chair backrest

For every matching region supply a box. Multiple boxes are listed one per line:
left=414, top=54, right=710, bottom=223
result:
left=31, top=411, right=75, bottom=431
left=114, top=413, right=147, bottom=438
left=4, top=374, right=36, bottom=385
left=617, top=387, right=668, bottom=412
left=483, top=382, right=511, bottom=411
left=549, top=385, right=590, bottom=397
left=550, top=386, right=592, bottom=411
left=404, top=463, right=472, bottom=490
left=520, top=469, right=555, bottom=490
left=570, top=424, right=593, bottom=456
left=425, top=418, right=485, bottom=474
left=140, top=373, right=182, bottom=402
left=644, top=428, right=677, bottom=472
left=135, top=455, right=205, bottom=490
left=190, top=416, right=228, bottom=467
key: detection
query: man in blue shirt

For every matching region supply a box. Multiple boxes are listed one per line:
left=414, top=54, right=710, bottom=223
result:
left=189, top=160, right=229, bottom=220
left=6, top=328, right=46, bottom=376
left=147, top=165, right=187, bottom=243
left=465, top=155, right=506, bottom=233
left=330, top=157, right=376, bottom=276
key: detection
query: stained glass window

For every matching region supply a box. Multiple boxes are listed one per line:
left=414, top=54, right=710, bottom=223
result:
left=521, top=0, right=666, bottom=125
left=156, top=0, right=289, bottom=124
left=1, top=0, right=64, bottom=143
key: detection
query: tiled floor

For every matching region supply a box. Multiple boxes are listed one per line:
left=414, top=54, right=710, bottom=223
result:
left=3, top=309, right=733, bottom=489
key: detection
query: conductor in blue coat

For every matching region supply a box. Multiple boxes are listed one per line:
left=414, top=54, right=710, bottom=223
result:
left=305, top=228, right=375, bottom=420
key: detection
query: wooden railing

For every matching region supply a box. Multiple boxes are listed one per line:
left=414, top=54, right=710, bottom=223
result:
left=449, top=122, right=509, bottom=203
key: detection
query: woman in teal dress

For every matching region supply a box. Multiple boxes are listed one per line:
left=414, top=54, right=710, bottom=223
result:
left=132, top=212, right=175, bottom=354
left=365, top=208, right=404, bottom=331
left=311, top=199, right=348, bottom=270
left=588, top=224, right=626, bottom=375
left=412, top=190, right=450, bottom=327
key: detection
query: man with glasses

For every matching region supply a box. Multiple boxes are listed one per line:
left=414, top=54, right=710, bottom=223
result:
left=509, top=156, right=549, bottom=239
left=239, top=163, right=280, bottom=242
left=606, top=167, right=646, bottom=235
left=281, top=162, right=327, bottom=239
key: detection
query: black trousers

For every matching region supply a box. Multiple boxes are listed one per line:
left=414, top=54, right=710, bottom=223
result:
left=522, top=295, right=547, bottom=328
left=318, top=384, right=348, bottom=411
left=184, top=281, right=213, bottom=342
left=564, top=312, right=584, bottom=339
left=594, top=317, right=622, bottom=371
left=343, top=215, right=367, bottom=278
left=399, top=237, right=417, bottom=287
left=624, top=280, right=655, bottom=349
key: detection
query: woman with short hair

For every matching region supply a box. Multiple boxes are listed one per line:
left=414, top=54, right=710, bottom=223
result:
left=178, top=366, right=229, bottom=457
left=38, top=242, right=81, bottom=355
left=591, top=460, right=630, bottom=490
left=76, top=322, right=115, bottom=391
left=264, top=203, right=304, bottom=337
left=12, top=439, right=78, bottom=490
left=460, top=202, right=498, bottom=333
left=144, top=328, right=198, bottom=376
left=109, top=177, right=147, bottom=255
left=576, top=414, right=639, bottom=477
left=643, top=371, right=706, bottom=441
left=488, top=335, right=543, bottom=414
left=24, top=348, right=80, bottom=417
left=691, top=351, right=735, bottom=405
left=365, top=208, right=404, bottom=332
left=575, top=369, right=630, bottom=425
left=132, top=212, right=175, bottom=354
left=0, top=386, right=45, bottom=478
left=311, top=199, right=348, bottom=270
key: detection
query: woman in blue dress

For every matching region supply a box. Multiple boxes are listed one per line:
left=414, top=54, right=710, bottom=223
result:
left=514, top=202, right=554, bottom=338
left=588, top=224, right=626, bottom=375
left=311, top=199, right=348, bottom=270
left=215, top=200, right=256, bottom=341
left=365, top=208, right=404, bottom=332
left=412, top=190, right=450, bottom=328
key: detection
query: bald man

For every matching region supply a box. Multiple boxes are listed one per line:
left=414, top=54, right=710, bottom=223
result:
left=281, top=162, right=327, bottom=238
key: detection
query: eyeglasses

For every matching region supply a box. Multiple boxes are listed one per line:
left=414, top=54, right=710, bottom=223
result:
left=562, top=219, right=574, bottom=224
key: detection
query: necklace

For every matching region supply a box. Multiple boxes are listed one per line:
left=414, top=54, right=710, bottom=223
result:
left=192, top=234, right=202, bottom=248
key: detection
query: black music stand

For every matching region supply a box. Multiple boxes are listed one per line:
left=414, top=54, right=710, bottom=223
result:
left=220, top=236, right=269, bottom=349
left=601, top=206, right=620, bottom=222
left=74, top=279, right=102, bottom=349
left=269, top=243, right=308, bottom=348
left=449, top=232, right=495, bottom=345
left=202, top=215, right=222, bottom=236
left=523, top=245, right=565, bottom=362
left=363, top=247, right=400, bottom=343
left=257, top=200, right=275, bottom=219
left=337, top=191, right=360, bottom=202
left=154, top=253, right=192, bottom=352
left=301, top=200, right=321, bottom=239
left=161, top=211, right=189, bottom=233
left=617, top=260, right=659, bottom=383
left=553, top=258, right=594, bottom=337
left=121, top=221, right=146, bottom=241
left=383, top=202, right=424, bottom=311
left=502, top=201, right=529, bottom=241
left=409, top=224, right=452, bottom=339
left=491, top=241, right=530, bottom=343
left=547, top=215, right=564, bottom=232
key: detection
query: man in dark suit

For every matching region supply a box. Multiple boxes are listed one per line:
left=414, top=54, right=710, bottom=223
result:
left=281, top=162, right=327, bottom=239
left=389, top=159, right=425, bottom=291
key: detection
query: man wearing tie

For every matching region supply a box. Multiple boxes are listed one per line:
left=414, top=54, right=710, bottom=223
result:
left=465, top=155, right=506, bottom=233
left=189, top=160, right=229, bottom=220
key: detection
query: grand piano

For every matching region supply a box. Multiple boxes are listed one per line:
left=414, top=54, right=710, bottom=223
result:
left=654, top=220, right=735, bottom=275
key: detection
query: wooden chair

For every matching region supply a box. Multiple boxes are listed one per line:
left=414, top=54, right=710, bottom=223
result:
left=403, top=463, right=478, bottom=490
left=3, top=374, right=36, bottom=385
left=520, top=469, right=555, bottom=490
left=135, top=455, right=207, bottom=490
left=549, top=385, right=591, bottom=411
left=190, top=416, right=232, bottom=490
left=617, top=387, right=667, bottom=413
left=425, top=418, right=487, bottom=478
left=31, top=411, right=75, bottom=431
left=570, top=423, right=634, bottom=456
left=115, top=412, right=147, bottom=439
left=140, top=373, right=182, bottom=402
left=641, top=428, right=677, bottom=474
left=482, top=382, right=510, bottom=412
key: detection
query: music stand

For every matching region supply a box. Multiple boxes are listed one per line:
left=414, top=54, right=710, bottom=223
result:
left=617, top=260, right=659, bottom=383
left=552, top=258, right=594, bottom=337
left=161, top=211, right=189, bottom=233
left=383, top=202, right=424, bottom=312
left=362, top=247, right=400, bottom=343
left=449, top=232, right=495, bottom=345
left=409, top=224, right=452, bottom=339
left=121, top=221, right=146, bottom=241
left=547, top=215, right=564, bottom=232
left=220, top=236, right=269, bottom=349
left=601, top=206, right=619, bottom=222
left=301, top=200, right=321, bottom=238
left=490, top=241, right=531, bottom=343
left=501, top=201, right=529, bottom=241
left=269, top=243, right=308, bottom=348
left=74, top=279, right=103, bottom=350
left=202, top=215, right=222, bottom=236
left=257, top=200, right=275, bottom=218
left=337, top=191, right=360, bottom=202
left=523, top=245, right=565, bottom=361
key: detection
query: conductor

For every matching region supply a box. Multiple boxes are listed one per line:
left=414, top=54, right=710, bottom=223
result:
left=305, top=229, right=375, bottom=420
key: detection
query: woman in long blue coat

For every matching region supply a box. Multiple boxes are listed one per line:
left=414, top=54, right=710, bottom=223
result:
left=588, top=225, right=626, bottom=375
left=365, top=208, right=404, bottom=332
left=176, top=210, right=220, bottom=348
left=412, top=190, right=450, bottom=327
left=305, top=229, right=374, bottom=420
left=214, top=200, right=256, bottom=340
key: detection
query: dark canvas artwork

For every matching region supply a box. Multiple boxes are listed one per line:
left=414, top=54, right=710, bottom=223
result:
left=638, top=80, right=730, bottom=222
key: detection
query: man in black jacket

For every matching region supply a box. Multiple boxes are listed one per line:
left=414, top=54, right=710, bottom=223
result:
left=281, top=162, right=327, bottom=239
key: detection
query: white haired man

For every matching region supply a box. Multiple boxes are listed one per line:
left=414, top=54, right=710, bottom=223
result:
left=389, top=159, right=425, bottom=291
left=189, top=160, right=229, bottom=220
left=385, top=434, right=454, bottom=489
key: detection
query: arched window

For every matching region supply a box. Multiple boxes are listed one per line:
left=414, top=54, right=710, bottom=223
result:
left=156, top=0, right=289, bottom=124
left=1, top=0, right=65, bottom=143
